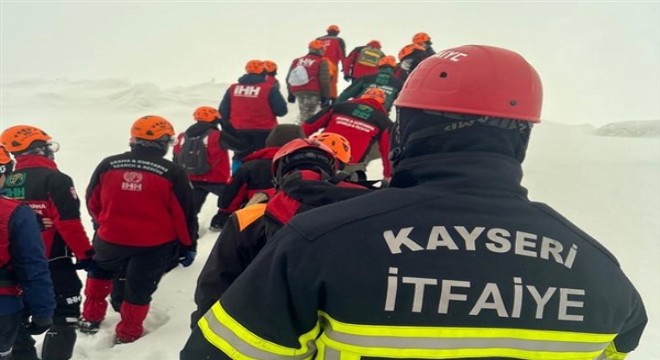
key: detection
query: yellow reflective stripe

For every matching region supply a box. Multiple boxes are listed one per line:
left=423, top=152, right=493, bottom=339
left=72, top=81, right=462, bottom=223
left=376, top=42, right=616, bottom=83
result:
left=596, top=342, right=628, bottom=360
left=235, top=203, right=267, bottom=231
left=317, top=311, right=616, bottom=359
left=199, top=301, right=319, bottom=359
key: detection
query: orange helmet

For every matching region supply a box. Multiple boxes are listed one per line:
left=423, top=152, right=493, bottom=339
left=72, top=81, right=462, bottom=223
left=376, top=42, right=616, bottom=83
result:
left=0, top=145, right=14, bottom=175
left=398, top=43, right=425, bottom=61
left=412, top=32, right=432, bottom=45
left=193, top=106, right=220, bottom=122
left=367, top=40, right=382, bottom=49
left=327, top=24, right=340, bottom=33
left=359, top=88, right=387, bottom=105
left=308, top=39, right=325, bottom=51
left=245, top=60, right=265, bottom=74
left=0, top=125, right=52, bottom=153
left=130, top=115, right=175, bottom=141
left=263, top=60, right=278, bottom=74
left=311, top=132, right=351, bottom=164
left=378, top=55, right=397, bottom=68
left=272, top=138, right=337, bottom=178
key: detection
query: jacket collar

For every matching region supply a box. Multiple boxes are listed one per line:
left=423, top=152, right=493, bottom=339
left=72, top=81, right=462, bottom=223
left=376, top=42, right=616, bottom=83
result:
left=390, top=152, right=528, bottom=198
left=15, top=154, right=58, bottom=171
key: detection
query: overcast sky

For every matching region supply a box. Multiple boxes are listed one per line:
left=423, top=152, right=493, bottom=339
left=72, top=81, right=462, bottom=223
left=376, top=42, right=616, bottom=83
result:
left=1, top=1, right=659, bottom=125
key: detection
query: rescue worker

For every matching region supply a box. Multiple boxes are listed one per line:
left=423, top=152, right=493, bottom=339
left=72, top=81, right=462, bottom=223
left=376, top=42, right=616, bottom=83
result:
left=219, top=60, right=288, bottom=172
left=0, top=145, right=55, bottom=360
left=302, top=87, right=393, bottom=180
left=210, top=124, right=304, bottom=230
left=185, top=137, right=370, bottom=331
left=343, top=40, right=384, bottom=82
left=336, top=55, right=404, bottom=113
left=178, top=45, right=647, bottom=359
left=0, top=125, right=94, bottom=360
left=173, top=106, right=230, bottom=229
left=286, top=40, right=333, bottom=123
left=393, top=43, right=426, bottom=83
left=412, top=31, right=436, bottom=59
left=263, top=60, right=280, bottom=87
left=316, top=24, right=346, bottom=74
left=79, top=115, right=198, bottom=344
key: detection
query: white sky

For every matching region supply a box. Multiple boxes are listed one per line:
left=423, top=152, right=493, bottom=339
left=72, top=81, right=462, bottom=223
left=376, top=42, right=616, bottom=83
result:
left=1, top=1, right=659, bottom=125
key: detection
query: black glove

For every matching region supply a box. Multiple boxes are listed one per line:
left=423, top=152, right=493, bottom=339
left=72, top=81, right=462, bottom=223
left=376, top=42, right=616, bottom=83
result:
left=25, top=317, right=53, bottom=335
left=344, top=75, right=351, bottom=82
left=320, top=97, right=332, bottom=107
left=178, top=246, right=197, bottom=268
left=287, top=93, right=296, bottom=103
left=74, top=257, right=96, bottom=272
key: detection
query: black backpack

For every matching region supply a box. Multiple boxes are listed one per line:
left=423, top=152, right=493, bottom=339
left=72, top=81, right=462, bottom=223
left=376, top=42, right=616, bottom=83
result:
left=175, top=132, right=211, bottom=175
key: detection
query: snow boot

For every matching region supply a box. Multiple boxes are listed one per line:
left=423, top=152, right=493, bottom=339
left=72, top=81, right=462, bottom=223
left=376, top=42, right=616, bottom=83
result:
left=78, top=319, right=101, bottom=335
left=41, top=324, right=77, bottom=360
left=115, top=302, right=149, bottom=344
left=81, top=277, right=112, bottom=327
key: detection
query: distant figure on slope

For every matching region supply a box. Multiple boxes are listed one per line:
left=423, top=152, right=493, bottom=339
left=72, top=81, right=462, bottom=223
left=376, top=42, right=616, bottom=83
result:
left=173, top=106, right=230, bottom=231
left=343, top=40, right=384, bottom=83
left=336, top=55, right=403, bottom=114
left=286, top=40, right=333, bottom=123
left=393, top=43, right=426, bottom=83
left=412, top=31, right=436, bottom=59
left=218, top=60, right=288, bottom=172
left=317, top=25, right=347, bottom=103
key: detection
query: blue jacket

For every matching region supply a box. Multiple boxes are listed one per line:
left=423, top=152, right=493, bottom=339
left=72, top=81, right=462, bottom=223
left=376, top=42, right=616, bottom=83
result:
left=0, top=191, right=55, bottom=319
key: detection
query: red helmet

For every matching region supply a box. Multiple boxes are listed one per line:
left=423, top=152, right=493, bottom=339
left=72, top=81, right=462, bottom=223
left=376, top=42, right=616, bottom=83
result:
left=327, top=24, right=340, bottom=33
left=272, top=138, right=337, bottom=178
left=193, top=106, right=220, bottom=122
left=367, top=40, right=382, bottom=49
left=394, top=45, right=543, bottom=122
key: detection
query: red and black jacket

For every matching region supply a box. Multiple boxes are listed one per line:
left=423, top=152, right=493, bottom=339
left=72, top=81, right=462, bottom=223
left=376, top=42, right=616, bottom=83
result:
left=173, top=122, right=231, bottom=185
left=317, top=34, right=346, bottom=68
left=302, top=98, right=394, bottom=177
left=191, top=169, right=371, bottom=326
left=287, top=53, right=325, bottom=94
left=86, top=146, right=197, bottom=249
left=217, top=147, right=279, bottom=215
left=219, top=74, right=287, bottom=131
left=3, top=155, right=92, bottom=261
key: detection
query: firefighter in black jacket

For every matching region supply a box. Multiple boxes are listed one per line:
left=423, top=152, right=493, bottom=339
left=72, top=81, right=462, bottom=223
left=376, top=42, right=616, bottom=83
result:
left=187, top=137, right=370, bottom=328
left=180, top=45, right=647, bottom=359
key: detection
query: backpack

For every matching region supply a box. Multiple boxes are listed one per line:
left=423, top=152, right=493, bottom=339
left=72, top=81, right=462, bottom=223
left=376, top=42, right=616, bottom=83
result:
left=175, top=132, right=211, bottom=175
left=287, top=64, right=310, bottom=86
left=356, top=47, right=383, bottom=67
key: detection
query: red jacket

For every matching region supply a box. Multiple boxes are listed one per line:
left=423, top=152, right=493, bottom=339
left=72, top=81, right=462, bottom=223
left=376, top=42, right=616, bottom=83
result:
left=302, top=98, right=393, bottom=177
left=317, top=35, right=346, bottom=69
left=288, top=53, right=324, bottom=93
left=344, top=46, right=383, bottom=80
left=3, top=155, right=92, bottom=260
left=173, top=123, right=230, bottom=184
left=0, top=197, right=22, bottom=296
left=86, top=146, right=197, bottom=248
left=227, top=81, right=277, bottom=130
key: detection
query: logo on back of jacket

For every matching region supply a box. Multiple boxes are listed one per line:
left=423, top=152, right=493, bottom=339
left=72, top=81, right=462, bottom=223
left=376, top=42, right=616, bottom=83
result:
left=122, top=171, right=143, bottom=192
left=233, top=85, right=261, bottom=98
left=382, top=225, right=584, bottom=322
left=3, top=172, right=26, bottom=199
left=351, top=105, right=374, bottom=120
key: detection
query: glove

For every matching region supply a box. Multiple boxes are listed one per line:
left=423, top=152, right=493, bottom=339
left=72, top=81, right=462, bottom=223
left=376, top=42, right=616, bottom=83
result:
left=344, top=75, right=351, bottom=82
left=25, top=317, right=53, bottom=335
left=320, top=97, right=332, bottom=107
left=287, top=93, right=296, bottom=103
left=178, top=247, right=197, bottom=268
left=74, top=257, right=97, bottom=272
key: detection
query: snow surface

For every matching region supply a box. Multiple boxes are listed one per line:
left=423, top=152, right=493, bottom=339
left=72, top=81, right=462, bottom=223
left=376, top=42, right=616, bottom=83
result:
left=0, top=78, right=658, bottom=359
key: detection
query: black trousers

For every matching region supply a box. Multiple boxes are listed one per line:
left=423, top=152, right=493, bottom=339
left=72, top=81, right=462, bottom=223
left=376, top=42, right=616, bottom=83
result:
left=0, top=312, right=21, bottom=359
left=191, top=182, right=226, bottom=216
left=90, top=239, right=178, bottom=305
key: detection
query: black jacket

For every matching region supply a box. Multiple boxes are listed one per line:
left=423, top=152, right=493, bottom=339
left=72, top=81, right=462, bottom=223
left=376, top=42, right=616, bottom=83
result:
left=182, top=152, right=647, bottom=359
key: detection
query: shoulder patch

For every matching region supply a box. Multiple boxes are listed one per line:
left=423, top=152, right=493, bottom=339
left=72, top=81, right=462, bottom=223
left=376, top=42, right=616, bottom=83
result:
left=235, top=203, right=268, bottom=231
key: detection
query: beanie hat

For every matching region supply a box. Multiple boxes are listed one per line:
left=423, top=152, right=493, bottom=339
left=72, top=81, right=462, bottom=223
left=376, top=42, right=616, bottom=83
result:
left=265, top=124, right=305, bottom=147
